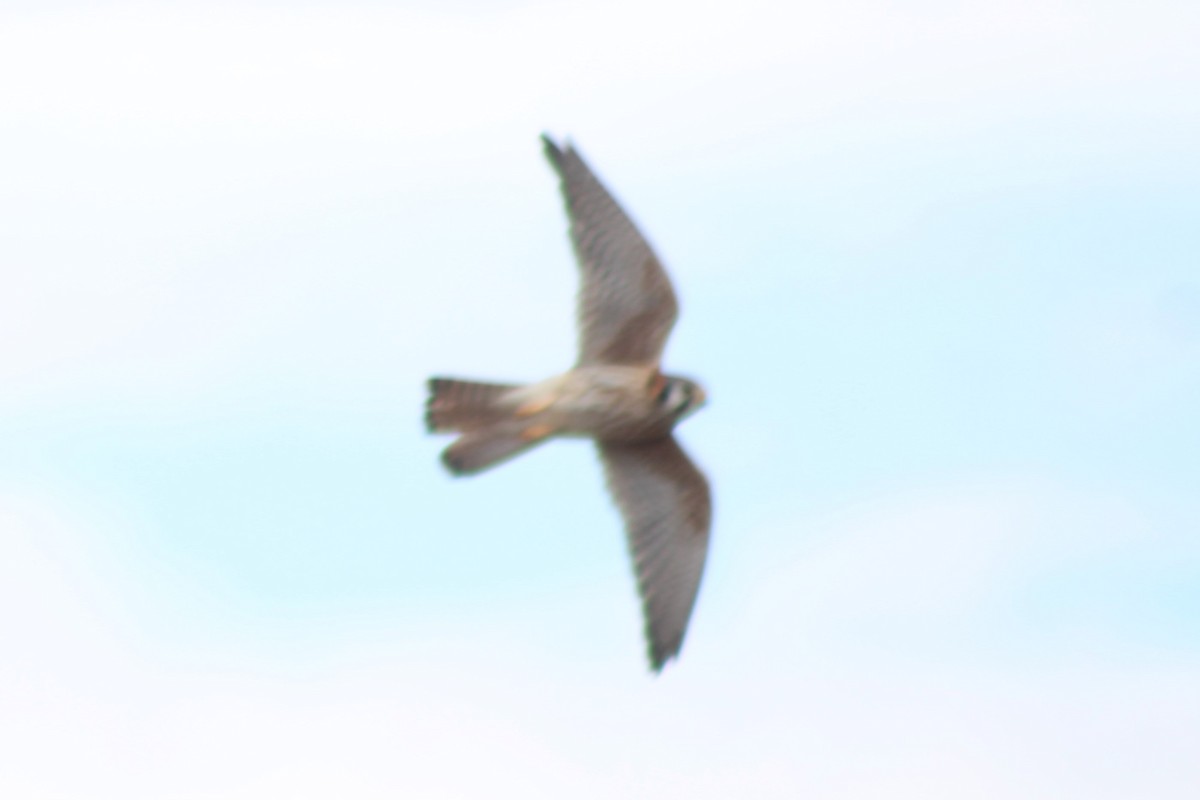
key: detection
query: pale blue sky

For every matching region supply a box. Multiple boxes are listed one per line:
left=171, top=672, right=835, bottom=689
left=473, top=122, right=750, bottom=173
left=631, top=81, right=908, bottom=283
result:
left=2, top=1, right=1198, bottom=797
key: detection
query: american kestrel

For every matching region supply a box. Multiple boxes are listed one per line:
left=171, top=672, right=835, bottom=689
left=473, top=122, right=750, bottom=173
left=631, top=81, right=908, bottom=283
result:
left=426, top=135, right=711, bottom=671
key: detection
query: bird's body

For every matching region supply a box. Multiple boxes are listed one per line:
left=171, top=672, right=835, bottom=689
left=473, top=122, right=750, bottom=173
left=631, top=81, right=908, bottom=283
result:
left=426, top=135, right=712, bottom=671
left=517, top=365, right=666, bottom=437
left=429, top=365, right=703, bottom=446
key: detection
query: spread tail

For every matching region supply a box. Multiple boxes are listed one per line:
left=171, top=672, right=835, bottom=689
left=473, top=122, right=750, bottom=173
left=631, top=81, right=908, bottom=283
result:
left=426, top=377, right=520, bottom=432
left=426, top=376, right=551, bottom=475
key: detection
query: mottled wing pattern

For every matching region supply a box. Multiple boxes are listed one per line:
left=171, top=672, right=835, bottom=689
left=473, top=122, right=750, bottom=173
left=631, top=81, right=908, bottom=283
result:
left=542, top=135, right=679, bottom=367
left=597, top=436, right=712, bottom=671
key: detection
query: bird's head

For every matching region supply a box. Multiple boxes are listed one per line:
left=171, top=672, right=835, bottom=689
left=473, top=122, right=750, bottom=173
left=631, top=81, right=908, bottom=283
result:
left=655, top=374, right=707, bottom=422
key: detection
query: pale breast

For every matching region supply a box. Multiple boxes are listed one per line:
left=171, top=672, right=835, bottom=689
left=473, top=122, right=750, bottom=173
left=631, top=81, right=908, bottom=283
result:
left=552, top=365, right=675, bottom=440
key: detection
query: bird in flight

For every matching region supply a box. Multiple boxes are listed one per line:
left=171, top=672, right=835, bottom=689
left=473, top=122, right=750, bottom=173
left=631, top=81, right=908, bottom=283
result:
left=426, top=134, right=711, bottom=671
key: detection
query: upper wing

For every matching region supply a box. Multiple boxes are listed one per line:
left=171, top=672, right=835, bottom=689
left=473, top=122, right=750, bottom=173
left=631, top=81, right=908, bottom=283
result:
left=597, top=436, right=712, bottom=671
left=542, top=135, right=679, bottom=367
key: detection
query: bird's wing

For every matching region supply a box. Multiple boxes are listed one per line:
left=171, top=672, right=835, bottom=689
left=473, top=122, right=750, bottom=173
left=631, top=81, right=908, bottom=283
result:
left=542, top=135, right=679, bottom=367
left=597, top=436, right=711, bottom=670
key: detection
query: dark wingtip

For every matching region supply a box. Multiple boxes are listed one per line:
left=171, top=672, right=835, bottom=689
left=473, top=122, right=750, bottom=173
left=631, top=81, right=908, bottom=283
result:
left=645, top=622, right=685, bottom=673
left=541, top=133, right=564, bottom=166
left=646, top=629, right=677, bottom=673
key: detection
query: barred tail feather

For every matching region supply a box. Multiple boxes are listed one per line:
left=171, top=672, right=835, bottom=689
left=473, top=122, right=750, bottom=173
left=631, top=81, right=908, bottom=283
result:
left=441, top=422, right=546, bottom=476
left=426, top=377, right=520, bottom=432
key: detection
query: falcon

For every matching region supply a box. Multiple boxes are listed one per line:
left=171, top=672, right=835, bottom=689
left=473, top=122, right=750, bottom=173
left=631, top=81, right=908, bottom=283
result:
left=426, top=135, right=711, bottom=671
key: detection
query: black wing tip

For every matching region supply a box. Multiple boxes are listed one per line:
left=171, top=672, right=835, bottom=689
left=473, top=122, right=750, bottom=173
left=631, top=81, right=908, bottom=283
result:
left=647, top=644, right=678, bottom=674
left=646, top=626, right=684, bottom=673
left=541, top=133, right=565, bottom=168
left=541, top=132, right=582, bottom=166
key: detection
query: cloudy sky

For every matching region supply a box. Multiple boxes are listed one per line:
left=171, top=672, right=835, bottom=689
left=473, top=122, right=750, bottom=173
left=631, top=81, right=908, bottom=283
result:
left=2, top=1, right=1198, bottom=797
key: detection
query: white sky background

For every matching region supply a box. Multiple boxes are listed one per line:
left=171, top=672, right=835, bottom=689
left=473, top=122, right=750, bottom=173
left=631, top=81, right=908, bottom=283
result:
left=2, top=1, right=1199, bottom=797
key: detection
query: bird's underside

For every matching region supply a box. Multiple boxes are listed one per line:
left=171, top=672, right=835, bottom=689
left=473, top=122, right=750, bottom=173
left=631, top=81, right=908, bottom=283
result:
left=425, top=135, right=712, bottom=672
